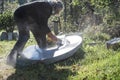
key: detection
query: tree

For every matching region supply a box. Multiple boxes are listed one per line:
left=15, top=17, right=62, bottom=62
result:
left=0, top=0, right=4, bottom=14
left=0, top=11, right=15, bottom=33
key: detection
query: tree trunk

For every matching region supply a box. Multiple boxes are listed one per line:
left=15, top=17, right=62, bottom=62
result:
left=70, top=0, right=73, bottom=18
left=0, top=0, right=4, bottom=14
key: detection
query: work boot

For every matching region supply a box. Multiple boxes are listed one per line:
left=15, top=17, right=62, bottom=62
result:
left=6, top=51, right=18, bottom=67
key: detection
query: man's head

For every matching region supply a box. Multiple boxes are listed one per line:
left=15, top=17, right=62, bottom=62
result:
left=50, top=0, right=64, bottom=15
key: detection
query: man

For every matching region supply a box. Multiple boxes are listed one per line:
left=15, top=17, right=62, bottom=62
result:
left=7, top=0, right=64, bottom=67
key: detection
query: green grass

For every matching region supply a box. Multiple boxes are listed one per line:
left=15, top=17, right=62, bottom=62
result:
left=0, top=32, right=120, bottom=80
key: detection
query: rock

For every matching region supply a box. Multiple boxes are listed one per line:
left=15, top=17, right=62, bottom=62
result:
left=13, top=32, right=18, bottom=40
left=106, top=38, right=120, bottom=50
left=8, top=32, right=13, bottom=40
left=0, top=32, right=8, bottom=41
left=0, top=32, right=18, bottom=41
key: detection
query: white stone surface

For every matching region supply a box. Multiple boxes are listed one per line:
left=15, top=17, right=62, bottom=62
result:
left=21, top=35, right=82, bottom=64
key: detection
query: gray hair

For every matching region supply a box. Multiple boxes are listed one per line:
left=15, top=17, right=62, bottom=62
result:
left=48, top=0, right=64, bottom=15
left=55, top=1, right=64, bottom=9
left=49, top=0, right=64, bottom=9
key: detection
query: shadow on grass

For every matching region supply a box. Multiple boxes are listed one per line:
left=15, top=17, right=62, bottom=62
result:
left=7, top=63, right=77, bottom=80
left=7, top=48, right=85, bottom=80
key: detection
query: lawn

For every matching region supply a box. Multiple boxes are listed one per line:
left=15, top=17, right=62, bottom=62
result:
left=0, top=32, right=120, bottom=80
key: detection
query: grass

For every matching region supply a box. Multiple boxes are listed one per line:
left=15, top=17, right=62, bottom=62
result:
left=0, top=31, right=120, bottom=80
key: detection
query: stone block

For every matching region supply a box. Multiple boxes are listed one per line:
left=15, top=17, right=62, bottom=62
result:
left=0, top=32, right=18, bottom=41
left=106, top=38, right=120, bottom=50
left=0, top=32, right=8, bottom=41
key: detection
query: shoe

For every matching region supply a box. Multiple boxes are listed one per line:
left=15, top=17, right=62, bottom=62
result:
left=6, top=52, right=17, bottom=67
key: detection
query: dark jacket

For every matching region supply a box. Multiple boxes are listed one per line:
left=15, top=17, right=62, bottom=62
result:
left=14, top=1, right=52, bottom=34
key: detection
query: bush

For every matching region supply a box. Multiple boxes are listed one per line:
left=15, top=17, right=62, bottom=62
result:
left=0, top=11, right=15, bottom=33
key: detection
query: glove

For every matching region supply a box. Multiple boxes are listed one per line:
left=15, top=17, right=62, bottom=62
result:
left=56, top=38, right=63, bottom=46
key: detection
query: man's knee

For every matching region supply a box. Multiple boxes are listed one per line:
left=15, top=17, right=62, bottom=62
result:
left=18, top=34, right=30, bottom=42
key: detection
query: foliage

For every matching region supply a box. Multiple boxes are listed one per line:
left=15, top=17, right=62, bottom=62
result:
left=0, top=0, right=120, bottom=79
left=72, top=0, right=80, bottom=6
left=63, top=0, right=120, bottom=31
left=0, top=32, right=120, bottom=80
left=0, top=10, right=15, bottom=32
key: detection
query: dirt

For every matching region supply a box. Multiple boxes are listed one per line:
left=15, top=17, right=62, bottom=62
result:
left=0, top=56, right=15, bottom=80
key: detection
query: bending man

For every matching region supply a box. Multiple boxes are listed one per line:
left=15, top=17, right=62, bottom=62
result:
left=7, top=0, right=64, bottom=67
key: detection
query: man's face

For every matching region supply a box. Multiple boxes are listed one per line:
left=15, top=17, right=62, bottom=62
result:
left=54, top=7, right=62, bottom=15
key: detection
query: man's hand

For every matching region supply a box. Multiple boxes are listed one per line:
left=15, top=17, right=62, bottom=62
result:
left=47, top=32, right=58, bottom=42
left=47, top=32, right=63, bottom=46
